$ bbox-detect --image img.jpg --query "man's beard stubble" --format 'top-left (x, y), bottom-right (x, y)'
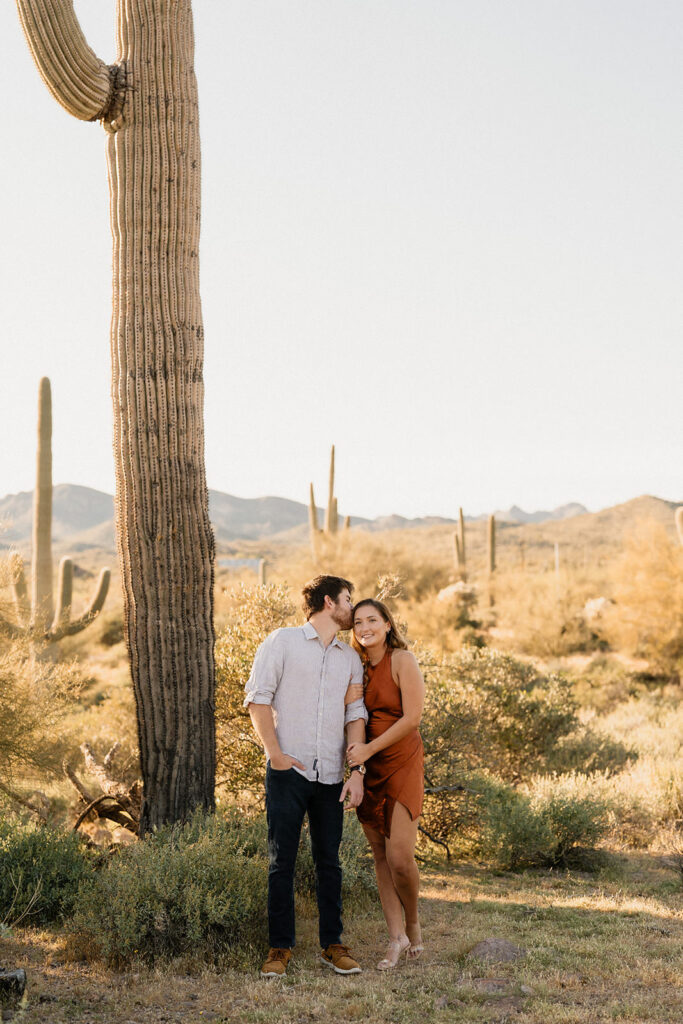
top-left (331, 605), bottom-right (353, 631)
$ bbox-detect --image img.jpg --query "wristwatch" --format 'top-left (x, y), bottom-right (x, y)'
top-left (350, 764), bottom-right (366, 775)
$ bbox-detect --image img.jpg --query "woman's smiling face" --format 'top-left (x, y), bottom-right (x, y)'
top-left (353, 604), bottom-right (390, 648)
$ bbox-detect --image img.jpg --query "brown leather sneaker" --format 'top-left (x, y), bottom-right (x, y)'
top-left (319, 943), bottom-right (361, 974)
top-left (260, 947), bottom-right (292, 977)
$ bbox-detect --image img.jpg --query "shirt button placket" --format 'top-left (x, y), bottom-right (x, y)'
top-left (315, 644), bottom-right (326, 782)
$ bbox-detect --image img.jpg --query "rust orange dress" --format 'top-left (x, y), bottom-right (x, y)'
top-left (356, 648), bottom-right (424, 838)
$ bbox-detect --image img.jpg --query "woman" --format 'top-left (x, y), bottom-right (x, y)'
top-left (346, 599), bottom-right (425, 970)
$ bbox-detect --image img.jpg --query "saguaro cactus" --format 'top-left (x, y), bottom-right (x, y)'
top-left (487, 515), bottom-right (496, 575)
top-left (324, 445), bottom-right (339, 534)
top-left (676, 507), bottom-right (683, 547)
top-left (309, 445), bottom-right (345, 556)
top-left (16, 0), bottom-right (216, 831)
top-left (453, 507), bottom-right (467, 580)
top-left (11, 378), bottom-right (110, 646)
top-left (487, 514), bottom-right (496, 607)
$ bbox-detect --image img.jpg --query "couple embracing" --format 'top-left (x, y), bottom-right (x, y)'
top-left (244, 574), bottom-right (425, 977)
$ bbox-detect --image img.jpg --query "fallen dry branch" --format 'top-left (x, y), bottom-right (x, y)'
top-left (65, 744), bottom-right (141, 837)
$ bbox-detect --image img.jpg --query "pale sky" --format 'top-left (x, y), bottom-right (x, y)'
top-left (1, 1), bottom-right (681, 520)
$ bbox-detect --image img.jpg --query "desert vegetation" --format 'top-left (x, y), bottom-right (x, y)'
top-left (1, 497), bottom-right (683, 1021)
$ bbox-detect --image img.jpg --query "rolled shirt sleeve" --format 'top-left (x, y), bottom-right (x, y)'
top-left (344, 653), bottom-right (368, 725)
top-left (243, 630), bottom-right (284, 707)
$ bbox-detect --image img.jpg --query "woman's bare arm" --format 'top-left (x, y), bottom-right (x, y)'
top-left (347, 651), bottom-right (424, 765)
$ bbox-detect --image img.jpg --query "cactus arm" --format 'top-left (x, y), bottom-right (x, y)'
top-left (9, 554), bottom-right (30, 628)
top-left (676, 507), bottom-right (683, 547)
top-left (31, 377), bottom-right (53, 632)
top-left (51, 556), bottom-right (73, 635)
top-left (48, 567), bottom-right (110, 642)
top-left (309, 483), bottom-right (319, 533)
top-left (344, 515), bottom-right (351, 531)
top-left (16, 0), bottom-right (113, 122)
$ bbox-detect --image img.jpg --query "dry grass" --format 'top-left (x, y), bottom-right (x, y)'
top-left (4, 853), bottom-right (683, 1023)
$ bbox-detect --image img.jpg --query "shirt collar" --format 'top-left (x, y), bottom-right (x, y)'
top-left (303, 621), bottom-right (343, 649)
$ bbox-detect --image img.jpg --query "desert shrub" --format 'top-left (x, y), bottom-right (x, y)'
top-left (0, 638), bottom-right (82, 802)
top-left (549, 729), bottom-right (636, 776)
top-left (600, 523), bottom-right (683, 680)
top-left (524, 774), bottom-right (612, 863)
top-left (71, 807), bottom-right (374, 966)
top-left (214, 583), bottom-right (297, 800)
top-left (440, 772), bottom-right (612, 870)
top-left (0, 817), bottom-right (94, 925)
top-left (492, 568), bottom-right (605, 658)
top-left (421, 647), bottom-right (630, 785)
top-left (71, 809), bottom-right (269, 966)
top-left (563, 655), bottom-right (644, 712)
top-left (418, 647), bottom-right (632, 855)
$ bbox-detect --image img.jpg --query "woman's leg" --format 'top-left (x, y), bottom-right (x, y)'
top-left (384, 802), bottom-right (421, 950)
top-left (361, 822), bottom-right (406, 941)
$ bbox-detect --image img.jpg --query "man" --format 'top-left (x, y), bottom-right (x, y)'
top-left (244, 574), bottom-right (367, 978)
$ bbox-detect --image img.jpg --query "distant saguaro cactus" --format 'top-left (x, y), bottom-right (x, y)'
top-left (16, 0), bottom-right (216, 831)
top-left (676, 507), bottom-right (683, 547)
top-left (309, 445), bottom-right (345, 557)
top-left (11, 378), bottom-right (110, 648)
top-left (324, 445), bottom-right (339, 534)
top-left (453, 507), bottom-right (467, 580)
top-left (487, 515), bottom-right (496, 576)
top-left (487, 514), bottom-right (496, 607)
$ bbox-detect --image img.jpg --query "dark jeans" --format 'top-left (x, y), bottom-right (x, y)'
top-left (265, 764), bottom-right (344, 949)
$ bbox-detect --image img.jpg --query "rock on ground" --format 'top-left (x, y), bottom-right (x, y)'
top-left (466, 938), bottom-right (527, 963)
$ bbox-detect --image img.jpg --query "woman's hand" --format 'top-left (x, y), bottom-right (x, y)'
top-left (346, 741), bottom-right (372, 767)
top-left (344, 682), bottom-right (364, 706)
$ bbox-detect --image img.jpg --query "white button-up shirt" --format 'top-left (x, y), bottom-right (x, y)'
top-left (244, 622), bottom-right (367, 784)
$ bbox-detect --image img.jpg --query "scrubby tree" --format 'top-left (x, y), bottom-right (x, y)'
top-left (16, 0), bottom-right (215, 831)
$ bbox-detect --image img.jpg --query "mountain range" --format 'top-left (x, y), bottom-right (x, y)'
top-left (0, 484), bottom-right (591, 551)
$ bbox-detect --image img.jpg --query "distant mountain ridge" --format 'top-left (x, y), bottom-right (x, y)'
top-left (0, 484), bottom-right (594, 551)
top-left (492, 502), bottom-right (589, 524)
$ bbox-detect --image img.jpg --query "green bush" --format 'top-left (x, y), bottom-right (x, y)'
top-left (71, 810), bottom-right (268, 966)
top-left (0, 817), bottom-right (94, 925)
top-left (423, 648), bottom-right (585, 782)
top-left (418, 647), bottom-right (632, 855)
top-left (470, 773), bottom-right (611, 871)
top-left (71, 807), bottom-right (375, 967)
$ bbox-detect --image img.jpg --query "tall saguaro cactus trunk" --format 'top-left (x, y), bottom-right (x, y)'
top-left (17, 0), bottom-right (216, 832)
top-left (32, 377), bottom-right (54, 633)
